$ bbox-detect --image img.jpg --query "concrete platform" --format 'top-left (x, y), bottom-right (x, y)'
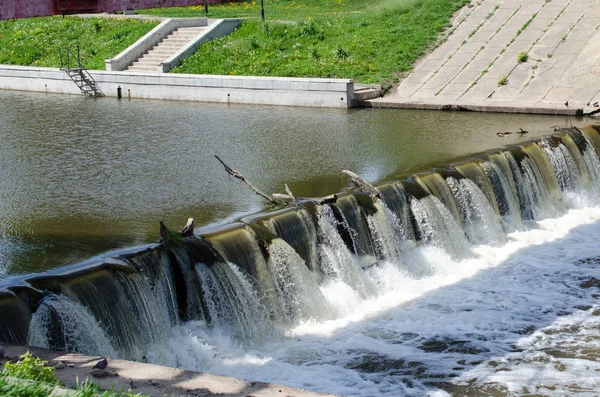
top-left (367, 0), bottom-right (600, 116)
top-left (1, 344), bottom-right (340, 397)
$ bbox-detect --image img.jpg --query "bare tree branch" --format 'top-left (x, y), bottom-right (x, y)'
top-left (215, 155), bottom-right (278, 205)
top-left (341, 170), bottom-right (380, 199)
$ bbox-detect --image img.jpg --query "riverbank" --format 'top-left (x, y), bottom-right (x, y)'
top-left (0, 64), bottom-right (354, 107)
top-left (0, 16), bottom-right (158, 70)
top-left (0, 0), bottom-right (470, 87)
top-left (1, 345), bottom-right (338, 397)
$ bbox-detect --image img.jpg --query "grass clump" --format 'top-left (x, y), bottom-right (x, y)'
top-left (1, 351), bottom-right (147, 397)
top-left (2, 352), bottom-right (58, 384)
top-left (497, 75), bottom-right (508, 86)
top-left (0, 16), bottom-right (158, 69)
top-left (155, 0), bottom-right (469, 84)
top-left (517, 51), bottom-right (528, 63)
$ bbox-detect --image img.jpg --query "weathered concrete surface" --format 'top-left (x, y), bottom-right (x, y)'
top-left (368, 0), bottom-right (600, 116)
top-left (1, 345), bottom-right (341, 397)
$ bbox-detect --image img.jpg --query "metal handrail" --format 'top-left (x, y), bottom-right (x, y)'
top-left (58, 45), bottom-right (104, 97)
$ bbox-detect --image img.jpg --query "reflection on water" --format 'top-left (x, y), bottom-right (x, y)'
top-left (0, 89), bottom-right (583, 277)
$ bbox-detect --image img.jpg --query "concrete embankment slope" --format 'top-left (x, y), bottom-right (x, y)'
top-left (1, 345), bottom-right (340, 397)
top-left (368, 0), bottom-right (600, 116)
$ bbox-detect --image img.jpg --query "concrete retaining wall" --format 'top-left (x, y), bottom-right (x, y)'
top-left (0, 65), bottom-right (355, 108)
top-left (105, 17), bottom-right (208, 72)
top-left (161, 18), bottom-right (242, 73)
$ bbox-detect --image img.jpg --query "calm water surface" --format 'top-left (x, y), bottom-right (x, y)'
top-left (0, 90), bottom-right (582, 277)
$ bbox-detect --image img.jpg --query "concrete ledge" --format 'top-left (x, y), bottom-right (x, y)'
top-left (105, 17), bottom-right (208, 72)
top-left (363, 98), bottom-right (588, 116)
top-left (161, 18), bottom-right (243, 73)
top-left (0, 65), bottom-right (355, 108)
top-left (1, 345), bottom-right (337, 397)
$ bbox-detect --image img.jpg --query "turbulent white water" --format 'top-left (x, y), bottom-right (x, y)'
top-left (22, 128), bottom-right (600, 396)
top-left (144, 195), bottom-right (600, 396)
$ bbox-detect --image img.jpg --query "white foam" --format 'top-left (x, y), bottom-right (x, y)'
top-left (151, 194), bottom-right (600, 396)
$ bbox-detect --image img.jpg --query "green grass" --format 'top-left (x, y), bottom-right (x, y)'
top-left (142, 0), bottom-right (469, 84)
top-left (0, 16), bottom-right (158, 70)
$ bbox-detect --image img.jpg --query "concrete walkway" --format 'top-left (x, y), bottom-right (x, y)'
top-left (368, 0), bottom-right (600, 116)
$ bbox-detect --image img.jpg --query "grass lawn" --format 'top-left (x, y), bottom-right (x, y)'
top-left (142, 0), bottom-right (469, 84)
top-left (0, 16), bottom-right (158, 70)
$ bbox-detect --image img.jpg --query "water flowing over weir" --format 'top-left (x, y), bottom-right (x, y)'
top-left (3, 125), bottom-right (600, 395)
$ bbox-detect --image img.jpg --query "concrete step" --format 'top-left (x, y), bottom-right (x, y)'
top-left (171, 31), bottom-right (204, 38)
top-left (161, 38), bottom-right (194, 45)
top-left (133, 59), bottom-right (161, 66)
top-left (354, 85), bottom-right (382, 101)
top-left (127, 65), bottom-right (158, 72)
top-left (125, 25), bottom-right (208, 70)
top-left (176, 27), bottom-right (206, 34)
top-left (154, 43), bottom-right (185, 50)
top-left (138, 55), bottom-right (168, 62)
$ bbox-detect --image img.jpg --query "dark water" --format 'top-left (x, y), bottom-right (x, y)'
top-left (0, 89), bottom-right (583, 277)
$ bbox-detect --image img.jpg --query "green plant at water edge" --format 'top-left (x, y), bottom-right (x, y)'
top-left (74, 378), bottom-right (148, 397)
top-left (517, 51), bottom-right (528, 63)
top-left (498, 75), bottom-right (508, 86)
top-left (0, 377), bottom-right (53, 397)
top-left (2, 351), bottom-right (58, 384)
top-left (0, 352), bottom-right (148, 397)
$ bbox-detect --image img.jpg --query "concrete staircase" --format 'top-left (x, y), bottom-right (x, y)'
top-left (126, 26), bottom-right (206, 72)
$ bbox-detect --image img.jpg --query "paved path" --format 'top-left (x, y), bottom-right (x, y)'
top-left (368, 0), bottom-right (600, 116)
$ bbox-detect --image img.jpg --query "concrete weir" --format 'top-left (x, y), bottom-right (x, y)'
top-left (0, 65), bottom-right (355, 108)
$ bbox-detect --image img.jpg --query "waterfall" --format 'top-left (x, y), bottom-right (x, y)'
top-left (316, 205), bottom-right (377, 300)
top-left (28, 294), bottom-right (117, 357)
top-left (410, 195), bottom-right (470, 258)
top-left (196, 261), bottom-right (272, 347)
top-left (2, 125), bottom-right (599, 381)
top-left (446, 177), bottom-right (505, 245)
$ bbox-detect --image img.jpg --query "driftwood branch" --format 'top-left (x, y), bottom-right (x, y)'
top-left (271, 184), bottom-right (297, 203)
top-left (285, 184), bottom-right (296, 200)
top-left (181, 218), bottom-right (195, 237)
top-left (342, 170), bottom-right (380, 199)
top-left (215, 155), bottom-right (278, 205)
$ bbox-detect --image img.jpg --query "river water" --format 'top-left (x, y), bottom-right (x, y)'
top-left (3, 89), bottom-right (600, 396)
top-left (0, 89), bottom-right (574, 278)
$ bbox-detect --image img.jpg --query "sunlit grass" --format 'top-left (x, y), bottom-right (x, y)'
top-left (0, 16), bottom-right (158, 70)
top-left (144, 0), bottom-right (469, 84)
